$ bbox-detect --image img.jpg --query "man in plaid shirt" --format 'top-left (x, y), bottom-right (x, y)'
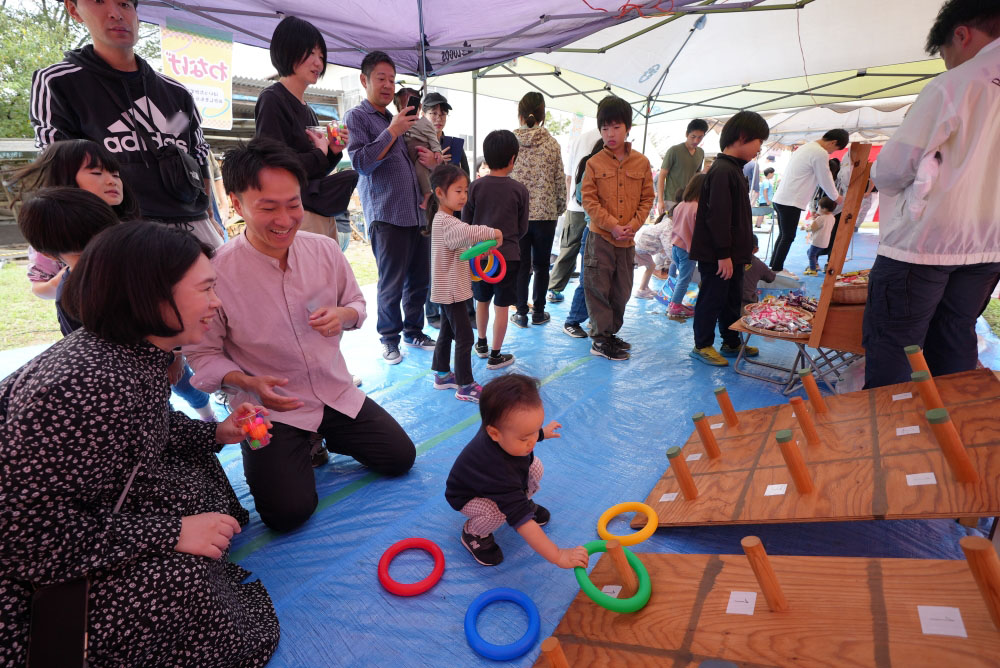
top-left (346, 51), bottom-right (441, 364)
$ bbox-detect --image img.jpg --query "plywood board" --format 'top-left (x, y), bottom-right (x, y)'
top-left (535, 551), bottom-right (1000, 668)
top-left (632, 369), bottom-right (1000, 528)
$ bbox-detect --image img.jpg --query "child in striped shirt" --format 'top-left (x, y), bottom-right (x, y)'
top-left (426, 164), bottom-right (502, 403)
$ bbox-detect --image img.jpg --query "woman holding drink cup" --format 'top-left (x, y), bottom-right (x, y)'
top-left (254, 15), bottom-right (358, 242)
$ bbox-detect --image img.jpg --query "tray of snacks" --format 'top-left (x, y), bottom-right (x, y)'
top-left (744, 296), bottom-right (815, 319)
top-left (741, 302), bottom-right (814, 339)
top-left (833, 269), bottom-right (870, 304)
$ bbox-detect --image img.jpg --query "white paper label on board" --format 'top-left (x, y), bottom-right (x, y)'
top-left (660, 492), bottom-right (679, 502)
top-left (896, 425), bottom-right (921, 436)
top-left (764, 484), bottom-right (788, 496)
top-left (601, 585), bottom-right (622, 598)
top-left (907, 472), bottom-right (937, 486)
top-left (711, 423), bottom-right (724, 430)
top-left (686, 453), bottom-right (703, 462)
top-left (918, 605), bottom-right (967, 638)
top-left (726, 591), bottom-right (757, 615)
top-left (892, 392), bottom-right (913, 401)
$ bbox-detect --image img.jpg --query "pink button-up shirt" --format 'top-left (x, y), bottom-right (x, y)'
top-left (185, 231), bottom-right (367, 431)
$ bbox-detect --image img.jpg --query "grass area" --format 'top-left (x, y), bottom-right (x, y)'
top-left (983, 299), bottom-right (1000, 339)
top-left (0, 261), bottom-right (61, 351)
top-left (344, 238), bottom-right (378, 287)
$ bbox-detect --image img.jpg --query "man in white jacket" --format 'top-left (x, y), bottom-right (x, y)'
top-left (863, 0), bottom-right (1000, 388)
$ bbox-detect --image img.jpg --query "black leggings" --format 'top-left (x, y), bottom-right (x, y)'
top-left (769, 203), bottom-right (802, 272)
top-left (431, 302), bottom-right (474, 385)
top-left (516, 219), bottom-right (557, 314)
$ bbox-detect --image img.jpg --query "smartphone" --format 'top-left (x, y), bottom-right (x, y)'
top-left (27, 578), bottom-right (89, 667)
top-left (406, 94), bottom-right (420, 117)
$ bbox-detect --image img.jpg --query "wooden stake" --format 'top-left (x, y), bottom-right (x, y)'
top-left (741, 536), bottom-right (789, 612)
top-left (606, 539), bottom-right (639, 598)
top-left (905, 344), bottom-right (930, 375)
top-left (541, 637), bottom-right (570, 668)
top-left (960, 536), bottom-right (1000, 632)
top-left (775, 429), bottom-right (814, 494)
top-left (927, 409), bottom-right (979, 483)
top-left (714, 387), bottom-right (739, 427)
top-left (912, 370), bottom-right (944, 411)
top-left (797, 369), bottom-right (827, 413)
top-left (789, 396), bottom-right (821, 446)
top-left (692, 412), bottom-right (721, 459)
top-left (667, 446), bottom-right (698, 500)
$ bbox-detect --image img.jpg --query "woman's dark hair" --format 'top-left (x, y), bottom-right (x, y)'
top-left (720, 111), bottom-right (770, 150)
top-left (686, 119), bottom-right (709, 135)
top-left (517, 92), bottom-right (545, 128)
top-left (62, 220), bottom-right (214, 345)
top-left (596, 95), bottom-right (633, 131)
top-left (575, 139), bottom-right (606, 186)
top-left (822, 129), bottom-right (850, 150)
top-left (270, 16), bottom-right (327, 78)
top-left (17, 187), bottom-right (120, 258)
top-left (361, 50), bottom-right (395, 77)
top-left (483, 129), bottom-right (519, 170)
top-left (926, 0), bottom-right (1000, 54)
top-left (424, 163), bottom-right (468, 232)
top-left (828, 158), bottom-right (841, 181)
top-left (222, 137), bottom-right (308, 196)
top-left (13, 139), bottom-right (139, 220)
top-left (682, 173), bottom-right (706, 203)
top-left (480, 373), bottom-right (543, 429)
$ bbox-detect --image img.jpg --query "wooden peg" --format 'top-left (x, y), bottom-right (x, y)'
top-left (714, 387), bottom-right (739, 427)
top-left (667, 446), bottom-right (698, 500)
top-left (789, 396), bottom-right (821, 446)
top-left (606, 539), bottom-right (639, 598)
top-left (905, 344), bottom-right (930, 375)
top-left (692, 412), bottom-right (721, 459)
top-left (797, 369), bottom-right (827, 413)
top-left (960, 536), bottom-right (1000, 632)
top-left (741, 536), bottom-right (789, 612)
top-left (541, 636), bottom-right (571, 668)
top-left (775, 430), bottom-right (814, 494)
top-left (911, 370), bottom-right (944, 411)
top-left (926, 409), bottom-right (979, 483)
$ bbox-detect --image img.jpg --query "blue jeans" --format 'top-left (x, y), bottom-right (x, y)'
top-left (172, 363), bottom-right (209, 410)
top-left (807, 244), bottom-right (823, 271)
top-left (670, 245), bottom-right (695, 305)
top-left (565, 227), bottom-right (590, 326)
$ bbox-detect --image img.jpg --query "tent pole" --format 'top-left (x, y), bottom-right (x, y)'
top-left (473, 71), bottom-right (478, 175)
top-left (417, 0), bottom-right (428, 88)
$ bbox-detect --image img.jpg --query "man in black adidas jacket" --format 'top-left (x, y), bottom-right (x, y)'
top-left (30, 0), bottom-right (222, 247)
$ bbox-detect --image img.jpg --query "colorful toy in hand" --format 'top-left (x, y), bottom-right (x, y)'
top-left (326, 122), bottom-right (348, 147)
top-left (236, 409), bottom-right (272, 450)
top-left (460, 239), bottom-right (506, 284)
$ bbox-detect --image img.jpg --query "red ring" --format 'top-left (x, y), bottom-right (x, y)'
top-left (378, 537), bottom-right (445, 596)
top-left (475, 249), bottom-right (507, 285)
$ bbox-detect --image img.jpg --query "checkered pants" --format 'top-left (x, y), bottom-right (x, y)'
top-left (460, 457), bottom-right (544, 537)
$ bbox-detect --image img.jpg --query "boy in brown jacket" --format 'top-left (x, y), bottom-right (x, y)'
top-left (581, 96), bottom-right (655, 360)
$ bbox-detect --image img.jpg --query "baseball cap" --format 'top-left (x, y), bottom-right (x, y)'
top-left (422, 92), bottom-right (452, 112)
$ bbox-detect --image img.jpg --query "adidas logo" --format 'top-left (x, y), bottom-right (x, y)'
top-left (104, 97), bottom-right (190, 154)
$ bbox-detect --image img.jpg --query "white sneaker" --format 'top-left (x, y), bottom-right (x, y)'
top-left (634, 288), bottom-right (657, 299)
top-left (777, 269), bottom-right (799, 279)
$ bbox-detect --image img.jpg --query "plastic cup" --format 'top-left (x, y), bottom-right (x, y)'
top-left (236, 408), bottom-right (272, 449)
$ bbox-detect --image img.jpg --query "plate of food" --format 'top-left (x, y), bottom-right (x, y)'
top-left (741, 302), bottom-right (814, 339)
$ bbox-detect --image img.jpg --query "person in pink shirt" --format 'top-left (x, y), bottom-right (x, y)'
top-left (666, 173), bottom-right (705, 320)
top-left (185, 138), bottom-right (415, 531)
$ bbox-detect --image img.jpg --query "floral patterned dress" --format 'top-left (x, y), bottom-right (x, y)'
top-left (0, 330), bottom-right (279, 666)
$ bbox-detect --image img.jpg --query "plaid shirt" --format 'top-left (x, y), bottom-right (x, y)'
top-left (345, 99), bottom-right (422, 228)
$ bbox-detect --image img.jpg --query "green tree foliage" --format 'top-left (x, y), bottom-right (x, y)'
top-left (0, 0), bottom-right (160, 138)
top-left (544, 111), bottom-right (571, 138)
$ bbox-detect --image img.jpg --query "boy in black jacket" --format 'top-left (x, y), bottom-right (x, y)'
top-left (30, 0), bottom-right (221, 248)
top-left (445, 374), bottom-right (587, 568)
top-left (688, 111), bottom-right (770, 366)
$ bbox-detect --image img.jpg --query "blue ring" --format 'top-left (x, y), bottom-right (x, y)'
top-left (464, 587), bottom-right (540, 660)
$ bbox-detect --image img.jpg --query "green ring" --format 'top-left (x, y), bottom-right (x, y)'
top-left (459, 239), bottom-right (498, 261)
top-left (573, 540), bottom-right (651, 614)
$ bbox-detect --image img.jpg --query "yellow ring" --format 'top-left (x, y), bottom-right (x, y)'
top-left (482, 254), bottom-right (495, 273)
top-left (597, 502), bottom-right (658, 546)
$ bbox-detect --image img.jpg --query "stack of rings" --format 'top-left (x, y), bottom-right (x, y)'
top-left (377, 537), bottom-right (445, 596)
top-left (460, 239), bottom-right (506, 285)
top-left (464, 588), bottom-right (540, 660)
top-left (574, 540), bottom-right (652, 613)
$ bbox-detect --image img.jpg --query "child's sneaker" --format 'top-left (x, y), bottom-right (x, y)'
top-left (486, 352), bottom-right (515, 370)
top-left (530, 501), bottom-right (550, 526)
top-left (563, 322), bottom-right (587, 338)
top-left (456, 382), bottom-right (483, 402)
top-left (689, 346), bottom-right (729, 366)
top-left (668, 303), bottom-right (694, 320)
top-left (634, 288), bottom-right (657, 299)
top-left (531, 311), bottom-right (551, 325)
top-left (547, 290), bottom-right (564, 303)
top-left (433, 372), bottom-right (460, 390)
top-left (474, 340), bottom-right (489, 358)
top-left (461, 529), bottom-right (504, 566)
top-left (510, 312), bottom-right (529, 328)
top-left (803, 268), bottom-right (818, 276)
top-left (591, 339), bottom-right (629, 361)
top-left (720, 343), bottom-right (759, 358)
